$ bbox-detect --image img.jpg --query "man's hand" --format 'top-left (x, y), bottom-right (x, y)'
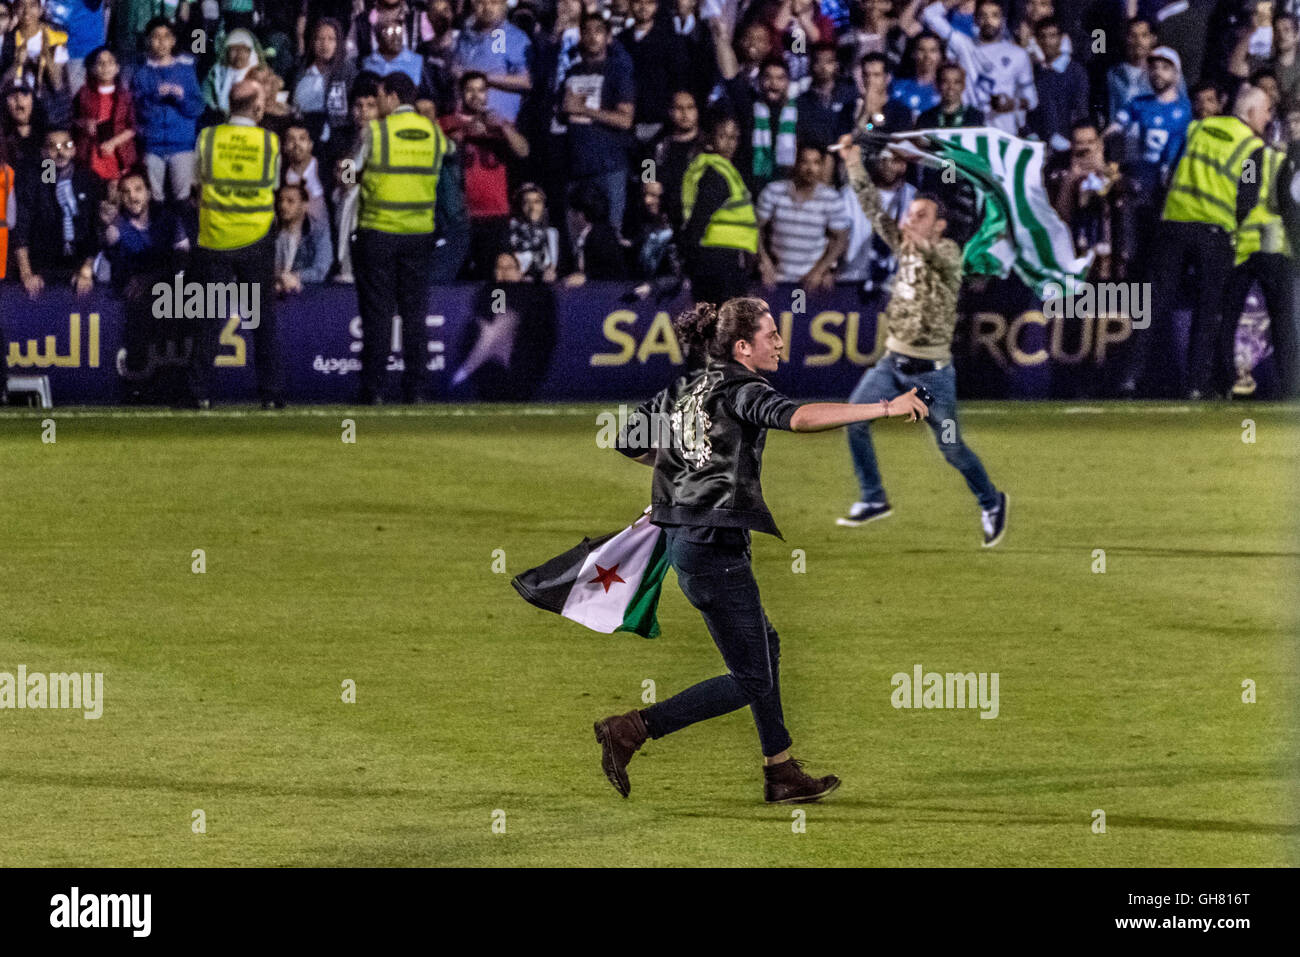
top-left (900, 224), bottom-right (932, 250)
top-left (884, 387), bottom-right (929, 421)
top-left (991, 93), bottom-right (1015, 114)
top-left (802, 265), bottom-right (833, 290)
top-left (22, 272), bottom-right (44, 299)
top-left (277, 271), bottom-right (303, 295)
top-left (563, 90), bottom-right (589, 117)
top-left (759, 257), bottom-right (777, 287)
top-left (834, 134), bottom-right (862, 170)
top-left (72, 268), bottom-right (93, 297)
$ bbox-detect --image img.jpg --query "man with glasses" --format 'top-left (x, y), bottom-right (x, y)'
top-left (362, 15), bottom-right (425, 87)
top-left (12, 127), bottom-right (104, 301)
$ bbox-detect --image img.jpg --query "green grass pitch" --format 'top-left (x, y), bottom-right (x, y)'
top-left (0, 402), bottom-right (1296, 866)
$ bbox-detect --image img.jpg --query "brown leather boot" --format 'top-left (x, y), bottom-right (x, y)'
top-left (763, 757), bottom-right (841, 804)
top-left (594, 710), bottom-right (649, 798)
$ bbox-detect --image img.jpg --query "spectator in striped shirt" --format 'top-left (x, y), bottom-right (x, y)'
top-left (755, 141), bottom-right (850, 287)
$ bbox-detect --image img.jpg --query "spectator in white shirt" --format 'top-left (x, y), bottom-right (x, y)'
top-left (922, 0), bottom-right (1036, 135)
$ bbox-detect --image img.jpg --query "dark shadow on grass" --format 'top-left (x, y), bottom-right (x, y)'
top-left (0, 767), bottom-right (433, 800)
top-left (895, 546), bottom-right (1300, 559)
top-left (659, 799), bottom-right (1299, 835)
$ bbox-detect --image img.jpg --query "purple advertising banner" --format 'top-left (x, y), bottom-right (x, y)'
top-left (0, 279), bottom-right (1257, 404)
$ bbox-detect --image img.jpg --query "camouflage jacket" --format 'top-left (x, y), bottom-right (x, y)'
top-left (848, 160), bottom-right (964, 359)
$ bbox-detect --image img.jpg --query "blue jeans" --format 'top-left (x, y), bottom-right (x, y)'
top-left (640, 530), bottom-right (793, 758)
top-left (846, 353), bottom-right (999, 511)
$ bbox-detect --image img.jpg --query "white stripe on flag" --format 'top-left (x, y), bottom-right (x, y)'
top-left (560, 515), bottom-right (661, 633)
top-left (918, 127), bottom-right (1092, 287)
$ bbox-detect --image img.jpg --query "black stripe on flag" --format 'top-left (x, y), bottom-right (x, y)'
top-left (511, 530), bottom-right (620, 615)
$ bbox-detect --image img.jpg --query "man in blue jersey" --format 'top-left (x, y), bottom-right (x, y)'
top-left (1107, 46), bottom-right (1192, 283)
top-left (1107, 46), bottom-right (1193, 198)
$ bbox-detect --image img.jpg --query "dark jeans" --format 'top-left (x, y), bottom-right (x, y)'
top-left (1132, 219), bottom-right (1233, 395)
top-left (354, 228), bottom-right (435, 401)
top-left (846, 353), bottom-right (999, 511)
top-left (1221, 252), bottom-right (1299, 398)
top-left (187, 233), bottom-right (280, 403)
top-left (640, 529), bottom-right (793, 758)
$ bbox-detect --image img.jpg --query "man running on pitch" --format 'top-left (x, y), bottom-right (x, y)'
top-left (595, 296), bottom-right (928, 803)
top-left (834, 134), bottom-right (1008, 546)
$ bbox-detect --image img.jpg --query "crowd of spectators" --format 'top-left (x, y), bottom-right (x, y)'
top-left (0, 0), bottom-right (1295, 321)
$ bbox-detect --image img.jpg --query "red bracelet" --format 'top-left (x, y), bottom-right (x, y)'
top-left (880, 399), bottom-right (891, 417)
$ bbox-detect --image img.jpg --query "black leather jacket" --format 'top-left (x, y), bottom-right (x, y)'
top-left (617, 359), bottom-right (801, 538)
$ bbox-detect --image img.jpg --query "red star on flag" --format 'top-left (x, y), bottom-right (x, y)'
top-left (589, 563), bottom-right (626, 593)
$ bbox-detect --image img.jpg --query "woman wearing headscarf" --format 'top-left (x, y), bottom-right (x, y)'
top-left (201, 26), bottom-right (264, 116)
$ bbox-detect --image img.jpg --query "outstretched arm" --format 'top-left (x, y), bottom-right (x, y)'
top-left (790, 390), bottom-right (929, 431)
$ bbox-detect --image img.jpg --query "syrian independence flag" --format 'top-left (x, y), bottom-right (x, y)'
top-left (512, 508), bottom-right (671, 639)
top-left (892, 128), bottom-right (1092, 297)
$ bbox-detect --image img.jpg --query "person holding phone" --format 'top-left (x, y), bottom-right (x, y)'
top-left (595, 296), bottom-right (929, 804)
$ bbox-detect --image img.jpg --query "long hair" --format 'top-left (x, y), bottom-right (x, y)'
top-left (310, 17), bottom-right (347, 71)
top-left (672, 297), bottom-right (770, 366)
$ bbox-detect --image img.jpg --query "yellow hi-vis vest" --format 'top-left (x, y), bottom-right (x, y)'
top-left (1163, 116), bottom-right (1263, 232)
top-left (358, 109), bottom-right (446, 234)
top-left (681, 152), bottom-right (759, 252)
top-left (198, 123), bottom-right (279, 250)
top-left (1235, 146), bottom-right (1293, 264)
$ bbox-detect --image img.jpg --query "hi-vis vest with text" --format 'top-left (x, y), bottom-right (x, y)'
top-left (198, 124), bottom-right (280, 250)
top-left (359, 110), bottom-right (446, 234)
top-left (1162, 116), bottom-right (1263, 233)
top-left (681, 152), bottom-right (759, 252)
top-left (1235, 146), bottom-right (1293, 264)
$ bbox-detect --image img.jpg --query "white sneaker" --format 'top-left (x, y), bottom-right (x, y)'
top-left (836, 501), bottom-right (893, 527)
top-left (981, 492), bottom-right (1008, 547)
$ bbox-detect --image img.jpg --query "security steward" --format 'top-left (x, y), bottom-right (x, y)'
top-left (1127, 85), bottom-right (1271, 399)
top-left (1222, 143), bottom-right (1297, 398)
top-left (189, 78), bottom-right (283, 410)
top-left (680, 111), bottom-right (759, 306)
top-left (352, 71), bottom-right (450, 404)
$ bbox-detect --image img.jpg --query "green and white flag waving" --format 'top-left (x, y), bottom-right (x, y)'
top-left (512, 508), bottom-right (671, 639)
top-left (893, 128), bottom-right (1092, 297)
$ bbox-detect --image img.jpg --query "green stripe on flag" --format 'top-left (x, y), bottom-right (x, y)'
top-left (925, 130), bottom-right (1090, 297)
top-left (616, 530), bottom-right (671, 639)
